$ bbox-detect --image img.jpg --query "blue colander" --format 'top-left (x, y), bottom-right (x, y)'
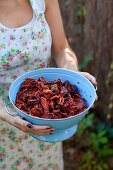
top-left (9, 68), bottom-right (96, 142)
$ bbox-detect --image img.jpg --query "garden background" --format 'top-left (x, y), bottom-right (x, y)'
top-left (56, 0), bottom-right (113, 169)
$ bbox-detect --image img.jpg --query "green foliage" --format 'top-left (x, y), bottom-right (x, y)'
top-left (95, 123), bottom-right (113, 139)
top-left (76, 0), bottom-right (86, 17)
top-left (105, 62), bottom-right (113, 87)
top-left (90, 130), bottom-right (113, 158)
top-left (110, 61), bottom-right (113, 70)
top-left (77, 113), bottom-right (94, 137)
top-left (77, 151), bottom-right (94, 170)
top-left (77, 151), bottom-right (109, 170)
top-left (76, 113), bottom-right (113, 170)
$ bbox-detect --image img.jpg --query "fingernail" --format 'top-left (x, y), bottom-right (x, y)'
top-left (27, 124), bottom-right (33, 128)
top-left (50, 132), bottom-right (54, 134)
top-left (51, 128), bottom-right (54, 131)
top-left (47, 128), bottom-right (54, 131)
top-left (50, 130), bottom-right (54, 133)
top-left (22, 117), bottom-right (26, 120)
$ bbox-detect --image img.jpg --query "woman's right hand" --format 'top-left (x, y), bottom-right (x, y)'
top-left (0, 100), bottom-right (54, 136)
top-left (9, 116), bottom-right (54, 136)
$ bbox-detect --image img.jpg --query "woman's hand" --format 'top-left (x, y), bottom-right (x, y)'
top-left (78, 71), bottom-right (97, 86)
top-left (0, 99), bottom-right (54, 136)
top-left (78, 72), bottom-right (98, 107)
top-left (9, 116), bottom-right (54, 136)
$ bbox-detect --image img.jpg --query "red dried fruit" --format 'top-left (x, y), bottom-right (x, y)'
top-left (15, 77), bottom-right (87, 119)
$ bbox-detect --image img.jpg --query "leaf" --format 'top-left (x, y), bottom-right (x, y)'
top-left (99, 137), bottom-right (108, 144)
top-left (98, 131), bottom-right (107, 137)
top-left (95, 123), bottom-right (106, 132)
top-left (90, 132), bottom-right (97, 139)
top-left (110, 62), bottom-right (113, 70)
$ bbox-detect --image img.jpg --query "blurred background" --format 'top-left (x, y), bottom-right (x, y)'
top-left (58, 0), bottom-right (113, 169)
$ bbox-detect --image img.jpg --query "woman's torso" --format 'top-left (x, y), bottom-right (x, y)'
top-left (0, 0), bottom-right (52, 84)
top-left (0, 2), bottom-right (64, 170)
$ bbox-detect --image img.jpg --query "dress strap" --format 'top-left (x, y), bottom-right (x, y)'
top-left (29, 0), bottom-right (45, 13)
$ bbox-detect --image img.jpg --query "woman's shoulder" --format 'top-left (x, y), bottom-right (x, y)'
top-left (31, 0), bottom-right (46, 12)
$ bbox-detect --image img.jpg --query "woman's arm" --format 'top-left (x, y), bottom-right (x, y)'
top-left (45, 0), bottom-right (78, 71)
top-left (0, 99), bottom-right (53, 135)
top-left (45, 0), bottom-right (97, 85)
top-left (46, 0), bottom-right (78, 71)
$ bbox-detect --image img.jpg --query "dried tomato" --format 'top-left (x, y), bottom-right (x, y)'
top-left (15, 77), bottom-right (87, 119)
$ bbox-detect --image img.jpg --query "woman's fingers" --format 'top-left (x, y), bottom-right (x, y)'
top-left (12, 117), bottom-right (54, 135)
top-left (79, 71), bottom-right (98, 93)
top-left (79, 72), bottom-right (97, 85)
top-left (28, 125), bottom-right (54, 135)
top-left (78, 71), bottom-right (98, 107)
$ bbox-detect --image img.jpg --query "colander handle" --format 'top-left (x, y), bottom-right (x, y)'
top-left (4, 105), bottom-right (19, 117)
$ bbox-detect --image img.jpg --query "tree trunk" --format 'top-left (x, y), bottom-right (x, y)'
top-left (54, 0), bottom-right (113, 122)
top-left (59, 0), bottom-right (85, 63)
top-left (85, 0), bottom-right (113, 122)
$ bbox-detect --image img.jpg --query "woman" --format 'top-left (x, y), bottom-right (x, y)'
top-left (0, 0), bottom-right (97, 169)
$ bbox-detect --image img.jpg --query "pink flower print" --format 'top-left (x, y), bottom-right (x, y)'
top-left (45, 47), bottom-right (48, 51)
top-left (0, 74), bottom-right (6, 76)
top-left (15, 160), bottom-right (21, 166)
top-left (43, 168), bottom-right (48, 170)
top-left (20, 55), bottom-right (27, 60)
top-left (41, 21), bottom-right (45, 27)
top-left (53, 167), bottom-right (59, 170)
top-left (9, 35), bottom-right (15, 40)
top-left (18, 53), bottom-right (27, 60)
top-left (7, 54), bottom-right (14, 61)
top-left (33, 46), bottom-right (38, 50)
top-left (2, 64), bottom-right (10, 69)
top-left (43, 46), bottom-right (48, 52)
top-left (18, 136), bottom-right (24, 142)
top-left (34, 59), bottom-right (38, 62)
top-left (17, 51), bottom-right (23, 55)
top-left (0, 148), bottom-right (6, 161)
top-left (23, 157), bottom-right (29, 163)
top-left (20, 63), bottom-right (25, 67)
top-left (40, 62), bottom-right (46, 68)
top-left (13, 75), bottom-right (18, 80)
top-left (2, 128), bottom-right (8, 135)
top-left (38, 31), bottom-right (44, 39)
top-left (16, 70), bottom-right (20, 73)
top-left (31, 31), bottom-right (37, 40)
top-left (47, 156), bottom-right (51, 160)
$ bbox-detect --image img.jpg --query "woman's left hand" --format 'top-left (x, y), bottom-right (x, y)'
top-left (78, 71), bottom-right (98, 107)
top-left (78, 71), bottom-right (97, 86)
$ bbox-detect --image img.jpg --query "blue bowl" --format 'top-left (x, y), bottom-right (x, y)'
top-left (9, 68), bottom-right (96, 142)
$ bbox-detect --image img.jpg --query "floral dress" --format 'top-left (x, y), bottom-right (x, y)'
top-left (0, 0), bottom-right (64, 169)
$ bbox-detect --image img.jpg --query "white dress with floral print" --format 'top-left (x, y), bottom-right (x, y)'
top-left (0, 0), bottom-right (64, 170)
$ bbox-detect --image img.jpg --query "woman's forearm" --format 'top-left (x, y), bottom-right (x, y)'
top-left (0, 99), bottom-right (12, 122)
top-left (0, 107), bottom-right (12, 122)
top-left (54, 46), bottom-right (78, 71)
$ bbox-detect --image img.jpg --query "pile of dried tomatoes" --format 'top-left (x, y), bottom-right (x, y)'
top-left (15, 77), bottom-right (87, 119)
